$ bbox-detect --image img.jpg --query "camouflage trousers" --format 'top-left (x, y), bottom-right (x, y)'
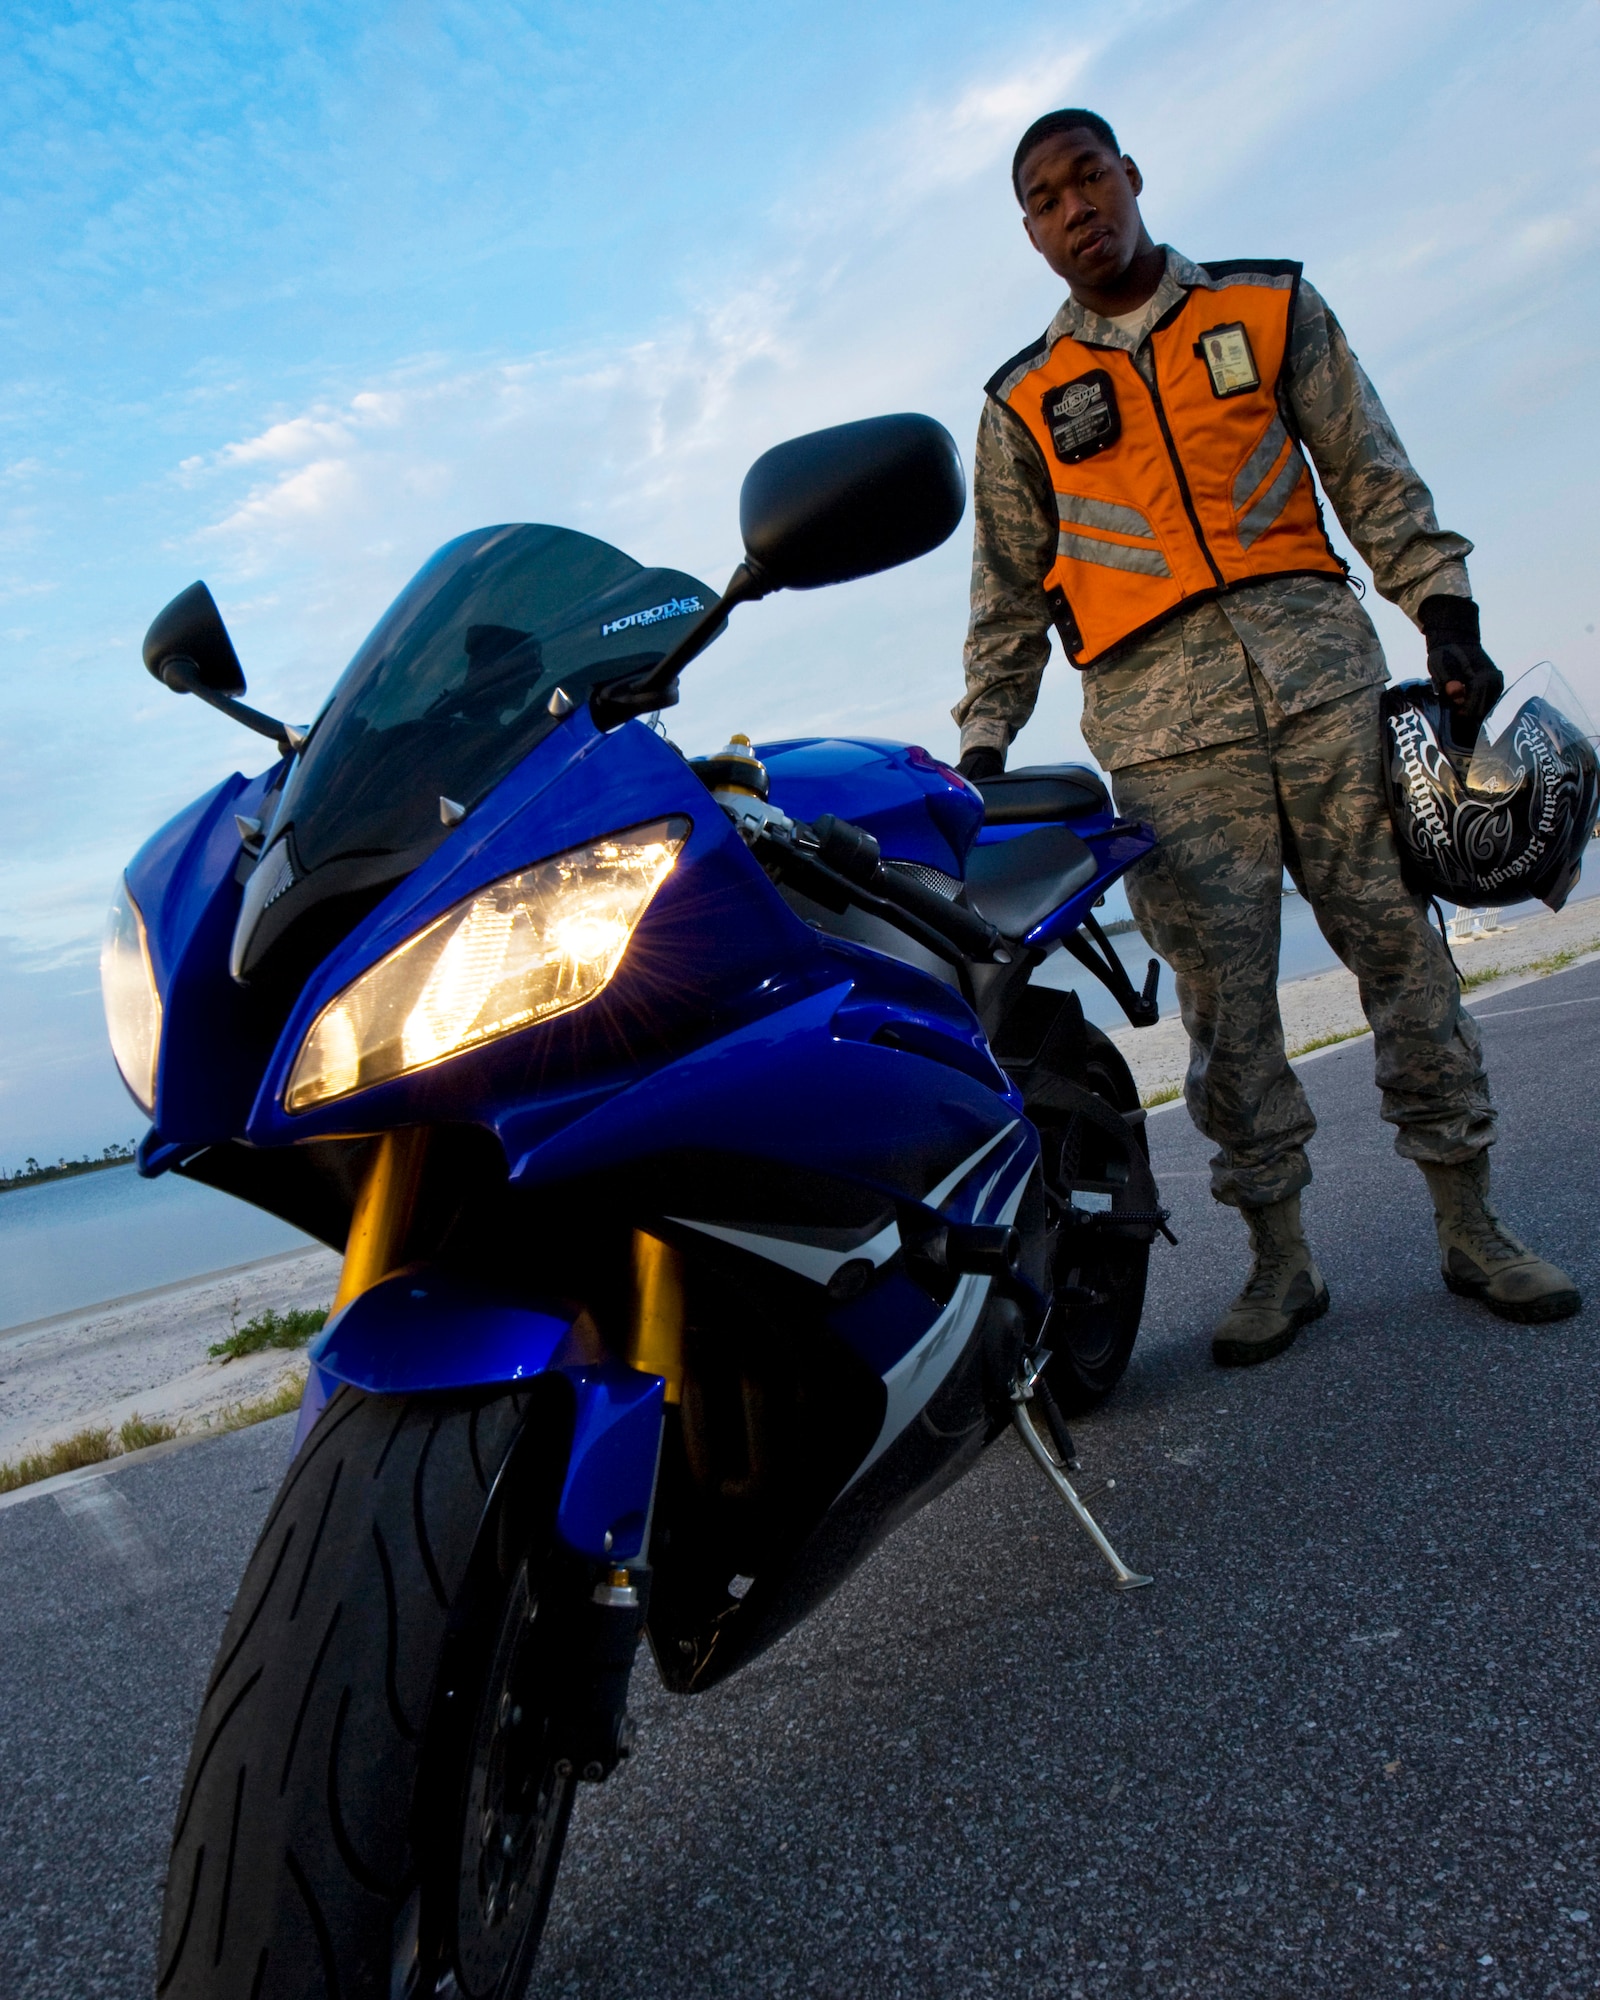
top-left (1112, 671), bottom-right (1495, 1209)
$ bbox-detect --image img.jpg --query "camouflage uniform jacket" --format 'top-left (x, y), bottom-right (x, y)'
top-left (955, 248), bottom-right (1474, 772)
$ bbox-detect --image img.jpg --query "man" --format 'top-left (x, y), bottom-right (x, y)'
top-left (955, 108), bottom-right (1580, 1365)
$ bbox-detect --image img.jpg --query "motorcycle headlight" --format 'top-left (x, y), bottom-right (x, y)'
top-left (101, 876), bottom-right (162, 1114)
top-left (285, 818), bottom-right (688, 1113)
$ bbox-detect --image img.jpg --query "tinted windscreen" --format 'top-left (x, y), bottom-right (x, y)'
top-left (281, 525), bottom-right (713, 872)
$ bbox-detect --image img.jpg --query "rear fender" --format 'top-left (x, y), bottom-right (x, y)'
top-left (296, 1268), bottom-right (664, 1562)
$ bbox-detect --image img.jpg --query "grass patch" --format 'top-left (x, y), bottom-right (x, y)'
top-left (1460, 944), bottom-right (1591, 993)
top-left (118, 1414), bottom-right (179, 1452)
top-left (0, 1425), bottom-right (116, 1494)
top-left (207, 1369), bottom-right (309, 1435)
top-left (208, 1303), bottom-right (327, 1363)
top-left (1141, 1083), bottom-right (1182, 1108)
top-left (1288, 1027), bottom-right (1369, 1060)
top-left (0, 1306), bottom-right (317, 1496)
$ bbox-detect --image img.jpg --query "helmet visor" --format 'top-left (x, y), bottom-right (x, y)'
top-left (1465, 663), bottom-right (1599, 797)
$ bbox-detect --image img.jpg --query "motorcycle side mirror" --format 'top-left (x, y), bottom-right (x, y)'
top-left (142, 580), bottom-right (306, 758)
top-left (143, 581), bottom-right (247, 696)
top-left (591, 413), bottom-right (966, 726)
top-left (737, 413), bottom-right (967, 591)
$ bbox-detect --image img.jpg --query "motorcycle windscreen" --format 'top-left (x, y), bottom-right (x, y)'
top-left (280, 525), bottom-right (716, 874)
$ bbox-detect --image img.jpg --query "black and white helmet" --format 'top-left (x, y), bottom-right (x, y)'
top-left (1380, 665), bottom-right (1599, 912)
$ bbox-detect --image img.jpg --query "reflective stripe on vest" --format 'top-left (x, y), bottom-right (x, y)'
top-left (990, 261), bottom-right (1346, 665)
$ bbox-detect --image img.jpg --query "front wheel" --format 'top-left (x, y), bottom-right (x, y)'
top-left (157, 1385), bottom-right (592, 2000)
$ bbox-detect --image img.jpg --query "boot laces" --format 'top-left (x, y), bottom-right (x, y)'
top-left (1455, 1207), bottom-right (1527, 1269)
top-left (1442, 1178), bottom-right (1527, 1268)
top-left (1240, 1222), bottom-right (1302, 1301)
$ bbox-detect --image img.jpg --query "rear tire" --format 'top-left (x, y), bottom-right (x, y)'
top-left (1028, 1025), bottom-right (1154, 1416)
top-left (1046, 1230), bottom-right (1150, 1414)
top-left (157, 1385), bottom-right (577, 2000)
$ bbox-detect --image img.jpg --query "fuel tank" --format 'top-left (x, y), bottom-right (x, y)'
top-left (756, 738), bottom-right (981, 878)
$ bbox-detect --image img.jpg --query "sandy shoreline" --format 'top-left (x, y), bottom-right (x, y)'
top-left (0, 1245), bottom-right (340, 1466)
top-left (4, 893), bottom-right (1596, 1473)
top-left (1108, 894), bottom-right (1600, 1106)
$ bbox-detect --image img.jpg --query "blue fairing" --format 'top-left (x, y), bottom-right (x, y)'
top-left (126, 701), bottom-right (1142, 1504)
top-left (245, 709), bottom-right (823, 1150)
top-left (125, 762), bottom-right (291, 1155)
top-left (306, 1269), bottom-right (663, 1560)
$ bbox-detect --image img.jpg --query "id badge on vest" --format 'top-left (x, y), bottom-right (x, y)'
top-left (1043, 368), bottom-right (1120, 464)
top-left (1195, 322), bottom-right (1261, 398)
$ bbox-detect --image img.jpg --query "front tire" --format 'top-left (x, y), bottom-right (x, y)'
top-left (157, 1385), bottom-right (577, 2000)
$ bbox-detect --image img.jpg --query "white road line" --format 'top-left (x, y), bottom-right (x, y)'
top-left (1474, 993), bottom-right (1600, 1022)
top-left (55, 1480), bottom-right (167, 1594)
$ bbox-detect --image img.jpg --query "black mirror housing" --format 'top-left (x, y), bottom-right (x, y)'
top-left (143, 581), bottom-right (246, 695)
top-left (738, 414), bottom-right (966, 591)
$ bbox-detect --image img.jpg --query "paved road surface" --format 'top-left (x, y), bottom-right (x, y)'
top-left (2, 957), bottom-right (1597, 1998)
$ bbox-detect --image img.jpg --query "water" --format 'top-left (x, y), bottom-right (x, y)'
top-left (0, 1165), bottom-right (317, 1331)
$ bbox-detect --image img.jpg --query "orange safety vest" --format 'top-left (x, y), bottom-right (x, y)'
top-left (989, 260), bottom-right (1347, 666)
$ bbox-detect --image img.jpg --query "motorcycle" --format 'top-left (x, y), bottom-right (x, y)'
top-left (105, 414), bottom-right (1167, 1998)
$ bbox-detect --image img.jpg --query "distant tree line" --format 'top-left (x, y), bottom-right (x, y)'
top-left (0, 1142), bottom-right (138, 1193)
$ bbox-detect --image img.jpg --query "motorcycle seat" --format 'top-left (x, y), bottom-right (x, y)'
top-left (972, 763), bottom-right (1110, 824)
top-left (964, 824), bottom-right (1098, 940)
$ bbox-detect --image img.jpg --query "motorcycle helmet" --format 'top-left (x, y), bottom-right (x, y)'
top-left (1380, 663), bottom-right (1599, 912)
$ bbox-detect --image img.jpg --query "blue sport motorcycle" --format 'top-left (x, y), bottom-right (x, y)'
top-left (105, 416), bottom-right (1166, 1998)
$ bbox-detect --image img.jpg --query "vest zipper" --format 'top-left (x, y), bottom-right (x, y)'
top-left (1141, 349), bottom-right (1225, 591)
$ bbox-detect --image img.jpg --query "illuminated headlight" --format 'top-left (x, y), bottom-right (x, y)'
top-left (285, 819), bottom-right (688, 1112)
top-left (101, 877), bottom-right (162, 1113)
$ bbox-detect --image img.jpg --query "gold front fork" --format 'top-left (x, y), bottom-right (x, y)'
top-left (331, 1129), bottom-right (431, 1315)
top-left (624, 1231), bottom-right (685, 1403)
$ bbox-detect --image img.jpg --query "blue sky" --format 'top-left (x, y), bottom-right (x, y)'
top-left (2, 0), bottom-right (1597, 1168)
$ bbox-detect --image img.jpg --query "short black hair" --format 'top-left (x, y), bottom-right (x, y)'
top-left (1011, 109), bottom-right (1121, 203)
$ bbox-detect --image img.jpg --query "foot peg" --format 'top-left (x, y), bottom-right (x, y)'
top-left (1010, 1353), bottom-right (1152, 1591)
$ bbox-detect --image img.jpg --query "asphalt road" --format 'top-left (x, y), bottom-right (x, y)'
top-left (2, 956), bottom-right (1597, 1999)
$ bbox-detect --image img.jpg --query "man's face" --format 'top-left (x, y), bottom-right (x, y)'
top-left (1018, 131), bottom-right (1146, 293)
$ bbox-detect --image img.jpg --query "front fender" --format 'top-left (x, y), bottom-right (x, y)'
top-left (296, 1269), bottom-right (664, 1562)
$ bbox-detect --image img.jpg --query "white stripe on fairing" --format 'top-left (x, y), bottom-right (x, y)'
top-left (846, 1140), bottom-right (1035, 1486)
top-left (924, 1121), bottom-right (1019, 1211)
top-left (665, 1215), bottom-right (901, 1286)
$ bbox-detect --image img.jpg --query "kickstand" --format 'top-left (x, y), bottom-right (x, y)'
top-left (1010, 1353), bottom-right (1152, 1591)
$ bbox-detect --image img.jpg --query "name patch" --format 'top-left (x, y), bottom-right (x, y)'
top-left (1043, 369), bottom-right (1120, 464)
top-left (1196, 322), bottom-right (1261, 398)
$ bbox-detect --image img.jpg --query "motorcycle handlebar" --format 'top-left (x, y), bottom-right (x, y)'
top-left (810, 814), bottom-right (1004, 960)
top-left (751, 817), bottom-right (1007, 966)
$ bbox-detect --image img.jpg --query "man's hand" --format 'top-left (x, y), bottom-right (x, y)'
top-left (957, 746), bottom-right (1006, 781)
top-left (1419, 596), bottom-right (1503, 743)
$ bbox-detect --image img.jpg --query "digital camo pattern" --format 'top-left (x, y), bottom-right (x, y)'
top-left (955, 248), bottom-right (1474, 771)
top-left (1382, 690), bottom-right (1600, 910)
top-left (1112, 679), bottom-right (1495, 1209)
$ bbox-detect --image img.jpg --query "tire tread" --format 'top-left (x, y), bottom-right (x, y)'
top-left (157, 1389), bottom-right (533, 1999)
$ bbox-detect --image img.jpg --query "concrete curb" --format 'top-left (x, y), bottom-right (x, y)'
top-left (0, 1415), bottom-right (297, 1516)
top-left (1139, 946), bottom-right (1600, 1116)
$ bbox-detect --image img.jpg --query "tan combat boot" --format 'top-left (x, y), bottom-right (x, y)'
top-left (1419, 1155), bottom-right (1581, 1323)
top-left (1211, 1193), bottom-right (1331, 1367)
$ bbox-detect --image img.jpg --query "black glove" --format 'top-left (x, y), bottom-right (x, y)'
top-left (957, 746), bottom-right (1005, 782)
top-left (1418, 596), bottom-right (1503, 745)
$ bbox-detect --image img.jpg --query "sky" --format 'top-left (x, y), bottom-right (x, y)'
top-left (1, 0), bottom-right (1598, 1168)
